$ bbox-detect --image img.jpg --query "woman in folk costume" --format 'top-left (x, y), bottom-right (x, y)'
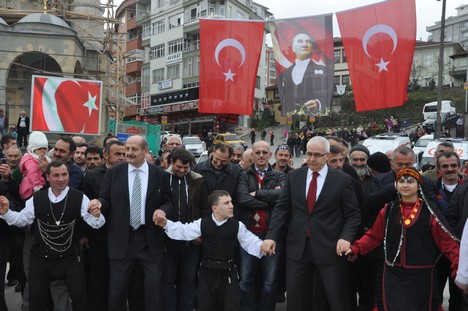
top-left (345, 167), bottom-right (459, 310)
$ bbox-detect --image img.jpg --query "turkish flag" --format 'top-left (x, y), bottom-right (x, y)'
top-left (199, 19), bottom-right (264, 115)
top-left (31, 76), bottom-right (102, 134)
top-left (336, 0), bottom-right (416, 111)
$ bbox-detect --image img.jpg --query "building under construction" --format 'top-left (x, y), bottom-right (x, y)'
top-left (0, 0), bottom-right (121, 135)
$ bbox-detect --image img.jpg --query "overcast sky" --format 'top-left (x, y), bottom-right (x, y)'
top-left (253, 0), bottom-right (467, 41)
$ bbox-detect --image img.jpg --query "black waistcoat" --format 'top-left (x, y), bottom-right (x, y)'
top-left (33, 188), bottom-right (83, 258)
top-left (385, 200), bottom-right (440, 267)
top-left (201, 217), bottom-right (239, 261)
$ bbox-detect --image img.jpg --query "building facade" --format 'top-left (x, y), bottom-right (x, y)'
top-left (133, 0), bottom-right (271, 136)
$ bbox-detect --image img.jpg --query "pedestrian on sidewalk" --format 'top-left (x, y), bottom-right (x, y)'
top-left (270, 131), bottom-right (275, 146)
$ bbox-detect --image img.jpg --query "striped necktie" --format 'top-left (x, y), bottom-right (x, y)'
top-left (130, 169), bottom-right (141, 229)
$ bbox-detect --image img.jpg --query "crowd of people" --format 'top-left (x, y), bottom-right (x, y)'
top-left (0, 126), bottom-right (467, 311)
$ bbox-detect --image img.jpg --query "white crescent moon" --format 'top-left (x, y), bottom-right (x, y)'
top-left (42, 78), bottom-right (80, 131)
top-left (214, 39), bottom-right (246, 67)
top-left (362, 24), bottom-right (398, 58)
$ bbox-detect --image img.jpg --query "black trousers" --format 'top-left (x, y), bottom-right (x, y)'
top-left (108, 226), bottom-right (163, 311)
top-left (286, 239), bottom-right (351, 311)
top-left (17, 129), bottom-right (28, 147)
top-left (86, 237), bottom-right (109, 311)
top-left (197, 266), bottom-right (241, 311)
top-left (28, 245), bottom-right (87, 311)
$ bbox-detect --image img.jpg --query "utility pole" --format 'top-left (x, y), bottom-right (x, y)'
top-left (435, 0), bottom-right (446, 139)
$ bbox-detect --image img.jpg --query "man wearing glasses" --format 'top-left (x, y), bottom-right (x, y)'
top-left (434, 151), bottom-right (465, 310)
top-left (422, 141), bottom-right (455, 182)
top-left (237, 141), bottom-right (286, 310)
top-left (261, 136), bottom-right (360, 310)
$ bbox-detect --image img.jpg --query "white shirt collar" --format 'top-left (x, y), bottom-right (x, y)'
top-left (307, 164), bottom-right (328, 178)
top-left (128, 161), bottom-right (149, 174)
top-left (211, 213), bottom-right (228, 226)
top-left (291, 58), bottom-right (310, 85)
top-left (48, 186), bottom-right (69, 202)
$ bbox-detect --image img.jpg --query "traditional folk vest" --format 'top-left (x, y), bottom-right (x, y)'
top-left (33, 189), bottom-right (83, 258)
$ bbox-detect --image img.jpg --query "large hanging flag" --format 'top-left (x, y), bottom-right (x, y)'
top-left (336, 0), bottom-right (416, 112)
top-left (199, 19), bottom-right (264, 115)
top-left (31, 75), bottom-right (102, 134)
top-left (268, 15), bottom-right (334, 117)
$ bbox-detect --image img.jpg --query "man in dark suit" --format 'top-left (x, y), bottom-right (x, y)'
top-left (277, 33), bottom-right (331, 116)
top-left (99, 135), bottom-right (173, 311)
top-left (16, 110), bottom-right (29, 148)
top-left (262, 136), bottom-right (361, 311)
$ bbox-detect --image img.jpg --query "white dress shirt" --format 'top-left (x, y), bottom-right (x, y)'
top-left (1, 187), bottom-right (105, 229)
top-left (164, 214), bottom-right (264, 258)
top-left (291, 58), bottom-right (311, 85)
top-left (128, 161), bottom-right (149, 225)
top-left (305, 165), bottom-right (328, 200)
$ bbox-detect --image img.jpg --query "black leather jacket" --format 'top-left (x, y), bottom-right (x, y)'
top-left (237, 164), bottom-right (286, 228)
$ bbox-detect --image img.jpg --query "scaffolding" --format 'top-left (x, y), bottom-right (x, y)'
top-left (0, 0), bottom-right (126, 133)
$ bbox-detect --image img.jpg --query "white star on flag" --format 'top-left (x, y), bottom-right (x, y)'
top-left (375, 58), bottom-right (390, 73)
top-left (223, 69), bottom-right (236, 81)
top-left (83, 91), bottom-right (98, 116)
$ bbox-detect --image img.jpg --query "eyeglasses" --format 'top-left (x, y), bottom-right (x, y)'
top-left (439, 163), bottom-right (458, 169)
top-left (306, 152), bottom-right (327, 158)
top-left (351, 157), bottom-right (367, 162)
top-left (254, 150), bottom-right (269, 155)
top-left (277, 145), bottom-right (289, 150)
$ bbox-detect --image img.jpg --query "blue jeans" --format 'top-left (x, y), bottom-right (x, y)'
top-left (162, 239), bottom-right (200, 311)
top-left (239, 232), bottom-right (281, 311)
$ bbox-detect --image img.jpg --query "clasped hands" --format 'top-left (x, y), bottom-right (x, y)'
top-left (337, 239), bottom-right (359, 262)
top-left (153, 210), bottom-right (167, 227)
top-left (87, 199), bottom-right (102, 217)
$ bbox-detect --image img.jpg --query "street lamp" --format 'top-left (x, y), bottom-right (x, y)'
top-left (435, 0), bottom-right (446, 139)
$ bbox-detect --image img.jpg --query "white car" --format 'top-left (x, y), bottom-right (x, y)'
top-left (161, 131), bottom-right (180, 142)
top-left (182, 136), bottom-right (205, 156)
top-left (362, 133), bottom-right (411, 155)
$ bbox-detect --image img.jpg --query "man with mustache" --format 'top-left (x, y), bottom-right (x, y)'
top-left (434, 151), bottom-right (465, 311)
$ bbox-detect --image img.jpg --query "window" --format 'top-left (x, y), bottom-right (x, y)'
top-left (183, 56), bottom-right (199, 77)
top-left (256, 76), bottom-right (261, 89)
top-left (424, 53), bottom-right (433, 67)
top-left (413, 54), bottom-right (420, 66)
top-left (168, 38), bottom-right (184, 54)
top-left (142, 68), bottom-right (150, 87)
top-left (334, 50), bottom-right (340, 63)
top-left (342, 75), bottom-right (350, 85)
top-left (152, 68), bottom-right (165, 83)
top-left (342, 49), bottom-right (346, 62)
top-left (156, 0), bottom-right (164, 8)
top-left (128, 11), bottom-right (135, 19)
top-left (142, 22), bottom-right (151, 39)
top-left (334, 76), bottom-right (341, 85)
top-left (167, 64), bottom-right (180, 79)
top-left (152, 20), bottom-right (165, 35)
top-left (126, 50), bottom-right (143, 63)
top-left (149, 44), bottom-right (165, 60)
top-left (236, 10), bottom-right (244, 19)
top-left (128, 29), bottom-right (141, 41)
top-left (169, 13), bottom-right (183, 29)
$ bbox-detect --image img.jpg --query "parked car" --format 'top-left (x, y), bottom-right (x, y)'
top-left (182, 136), bottom-right (205, 156)
top-left (362, 133), bottom-right (411, 155)
top-left (422, 111), bottom-right (458, 133)
top-left (197, 150), bottom-right (209, 163)
top-left (161, 131), bottom-right (180, 142)
top-left (213, 133), bottom-right (247, 150)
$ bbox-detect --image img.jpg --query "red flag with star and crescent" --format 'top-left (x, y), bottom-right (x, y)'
top-left (31, 75), bottom-right (102, 135)
top-left (199, 19), bottom-right (264, 115)
top-left (336, 0), bottom-right (416, 112)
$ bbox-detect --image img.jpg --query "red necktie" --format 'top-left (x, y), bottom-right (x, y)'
top-left (307, 172), bottom-right (319, 213)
